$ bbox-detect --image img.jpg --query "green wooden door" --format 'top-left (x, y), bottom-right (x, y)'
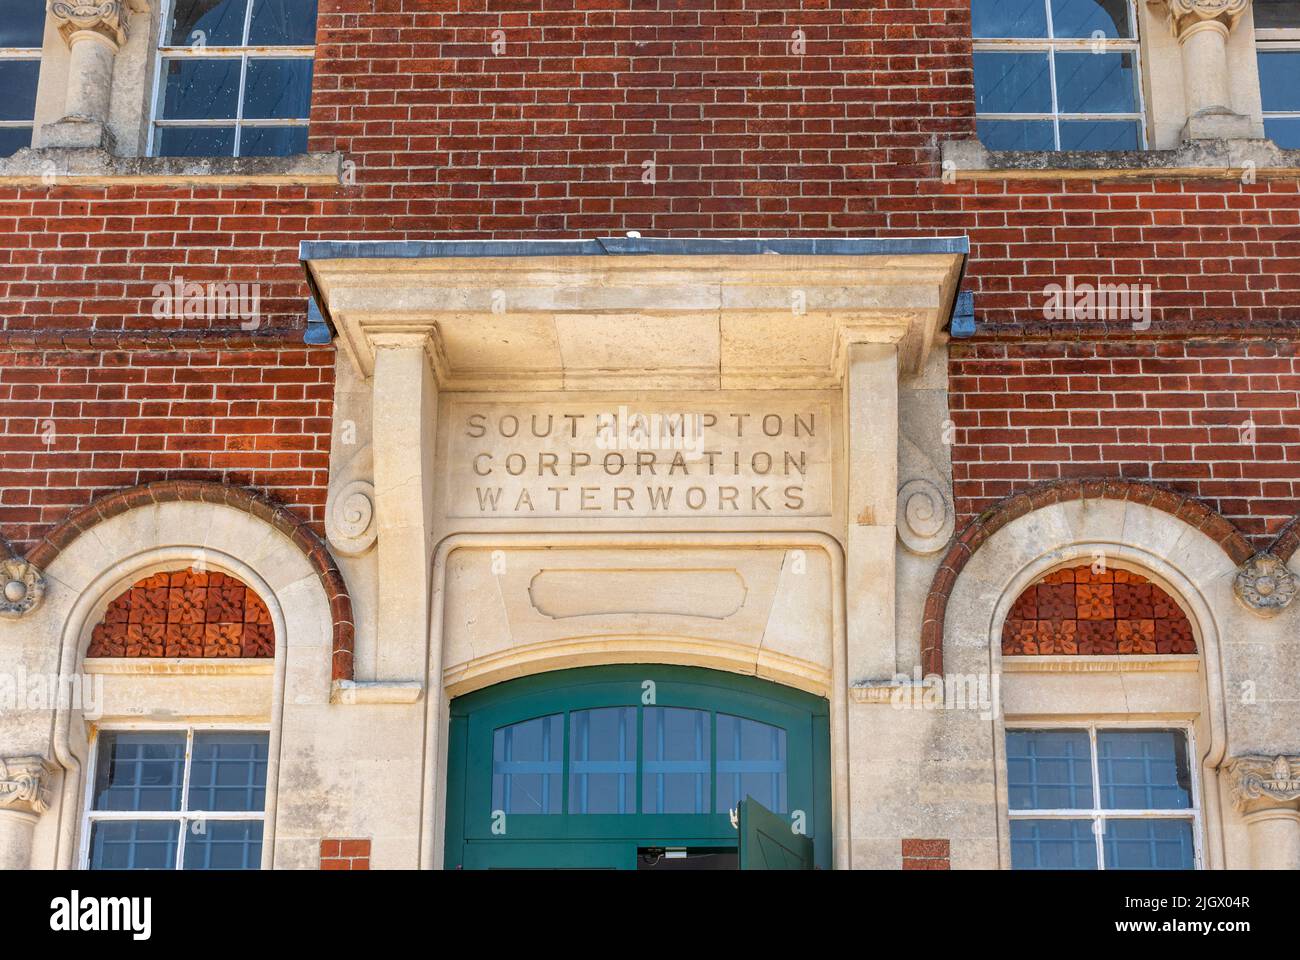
top-left (738, 797), bottom-right (814, 870)
top-left (444, 665), bottom-right (831, 870)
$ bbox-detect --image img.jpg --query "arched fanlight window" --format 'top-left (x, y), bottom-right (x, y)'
top-left (1002, 564), bottom-right (1196, 656)
top-left (87, 567), bottom-right (274, 658)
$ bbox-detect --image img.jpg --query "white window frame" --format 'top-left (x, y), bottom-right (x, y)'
top-left (1255, 27), bottom-right (1300, 146)
top-left (0, 9), bottom-right (45, 153)
top-left (973, 0), bottom-right (1149, 150)
top-left (1005, 720), bottom-right (1203, 870)
top-left (148, 0), bottom-right (315, 157)
top-left (79, 722), bottom-right (271, 870)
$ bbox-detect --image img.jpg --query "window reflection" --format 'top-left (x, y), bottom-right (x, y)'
top-left (643, 707), bottom-right (710, 814)
top-left (492, 715), bottom-right (563, 815)
top-left (569, 708), bottom-right (636, 814)
top-left (716, 714), bottom-right (787, 814)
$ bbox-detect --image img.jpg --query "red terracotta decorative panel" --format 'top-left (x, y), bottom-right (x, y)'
top-left (86, 568), bottom-right (274, 659)
top-left (1002, 565), bottom-right (1196, 657)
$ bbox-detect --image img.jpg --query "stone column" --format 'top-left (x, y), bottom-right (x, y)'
top-left (43, 0), bottom-right (133, 149)
top-left (841, 339), bottom-right (899, 681)
top-left (369, 332), bottom-right (439, 681)
top-left (1153, 0), bottom-right (1254, 139)
top-left (1224, 754), bottom-right (1300, 869)
top-left (0, 756), bottom-right (57, 870)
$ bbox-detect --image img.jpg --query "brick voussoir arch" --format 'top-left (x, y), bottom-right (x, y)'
top-left (1271, 515), bottom-right (1300, 565)
top-left (22, 480), bottom-right (355, 682)
top-left (919, 479), bottom-right (1254, 677)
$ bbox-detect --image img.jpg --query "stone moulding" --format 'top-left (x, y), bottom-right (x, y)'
top-left (0, 756), bottom-right (57, 816)
top-left (20, 480), bottom-right (356, 682)
top-left (1223, 755), bottom-right (1300, 812)
top-left (919, 478), bottom-right (1255, 677)
top-left (941, 138), bottom-right (1300, 180)
top-left (0, 148), bottom-right (346, 187)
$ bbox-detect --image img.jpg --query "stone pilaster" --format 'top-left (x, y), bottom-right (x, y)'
top-left (0, 756), bottom-right (57, 870)
top-left (1223, 754), bottom-right (1300, 869)
top-left (1150, 0), bottom-right (1255, 140)
top-left (43, 0), bottom-right (136, 150)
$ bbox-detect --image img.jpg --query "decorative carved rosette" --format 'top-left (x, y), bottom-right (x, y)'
top-left (895, 478), bottom-right (955, 555)
top-left (0, 756), bottom-right (57, 816)
top-left (1152, 0), bottom-right (1252, 38)
top-left (0, 557), bottom-right (46, 619)
top-left (1233, 553), bottom-right (1297, 616)
top-left (47, 0), bottom-right (130, 48)
top-left (1224, 755), bottom-right (1300, 812)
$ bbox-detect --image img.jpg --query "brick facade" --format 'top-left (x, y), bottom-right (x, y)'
top-left (1, 0), bottom-right (1297, 590)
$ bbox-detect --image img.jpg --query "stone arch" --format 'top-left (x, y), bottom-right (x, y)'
top-left (5, 481), bottom-right (349, 869)
top-left (24, 480), bottom-right (354, 681)
top-left (920, 480), bottom-right (1252, 676)
top-left (938, 492), bottom-right (1239, 868)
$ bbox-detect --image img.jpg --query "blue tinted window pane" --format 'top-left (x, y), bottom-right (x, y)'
top-left (168, 0), bottom-right (249, 46)
top-left (188, 732), bottom-right (269, 812)
top-left (1060, 119), bottom-right (1142, 150)
top-left (973, 52), bottom-right (1053, 114)
top-left (0, 0), bottom-right (46, 46)
top-left (1010, 819), bottom-right (1098, 869)
top-left (1098, 730), bottom-right (1191, 809)
top-left (492, 714), bottom-right (562, 815)
top-left (242, 58), bottom-right (313, 120)
top-left (93, 732), bottom-right (185, 811)
top-left (0, 61), bottom-right (39, 122)
top-left (1055, 51), bottom-right (1139, 113)
top-left (1104, 819), bottom-right (1195, 869)
top-left (568, 707), bottom-right (635, 814)
top-left (250, 0), bottom-right (318, 45)
top-left (240, 126), bottom-right (308, 156)
top-left (1050, 0), bottom-right (1133, 39)
top-left (1259, 51), bottom-right (1300, 112)
top-left (972, 0), bottom-right (1049, 38)
top-left (89, 821), bottom-right (180, 869)
top-left (183, 820), bottom-right (263, 869)
top-left (161, 59), bottom-right (241, 120)
top-left (156, 126), bottom-right (236, 156)
top-left (643, 707), bottom-right (710, 815)
top-left (977, 119), bottom-right (1056, 150)
top-left (1007, 730), bottom-right (1093, 809)
top-left (1265, 116), bottom-right (1300, 149)
top-left (0, 127), bottom-right (32, 158)
top-left (716, 714), bottom-right (787, 814)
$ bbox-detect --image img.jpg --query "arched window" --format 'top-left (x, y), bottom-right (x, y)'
top-left (1002, 564), bottom-right (1196, 656)
top-left (87, 567), bottom-right (274, 658)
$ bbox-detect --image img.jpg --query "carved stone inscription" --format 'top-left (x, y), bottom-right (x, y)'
top-left (448, 400), bottom-right (833, 518)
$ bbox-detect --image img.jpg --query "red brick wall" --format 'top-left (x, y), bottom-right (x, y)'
top-left (950, 339), bottom-right (1300, 544)
top-left (320, 838), bottom-right (371, 870)
top-left (901, 838), bottom-right (950, 870)
top-left (0, 0), bottom-right (1296, 548)
top-left (0, 343), bottom-right (333, 552)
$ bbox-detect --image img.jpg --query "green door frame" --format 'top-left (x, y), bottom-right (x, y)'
top-left (445, 665), bottom-right (832, 869)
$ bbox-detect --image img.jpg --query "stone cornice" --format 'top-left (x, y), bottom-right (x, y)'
top-left (0, 757), bottom-right (57, 816)
top-left (1224, 754), bottom-right (1300, 812)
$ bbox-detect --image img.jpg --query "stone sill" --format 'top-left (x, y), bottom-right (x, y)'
top-left (1002, 655), bottom-right (1200, 673)
top-left (330, 679), bottom-right (424, 705)
top-left (942, 137), bottom-right (1300, 181)
top-left (0, 148), bottom-right (346, 187)
top-left (83, 657), bottom-right (274, 676)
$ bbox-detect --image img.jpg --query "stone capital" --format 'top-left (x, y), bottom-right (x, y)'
top-left (1224, 754), bottom-right (1300, 813)
top-left (1152, 0), bottom-right (1252, 39)
top-left (1234, 552), bottom-right (1297, 615)
top-left (47, 0), bottom-right (130, 49)
top-left (0, 757), bottom-right (57, 816)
